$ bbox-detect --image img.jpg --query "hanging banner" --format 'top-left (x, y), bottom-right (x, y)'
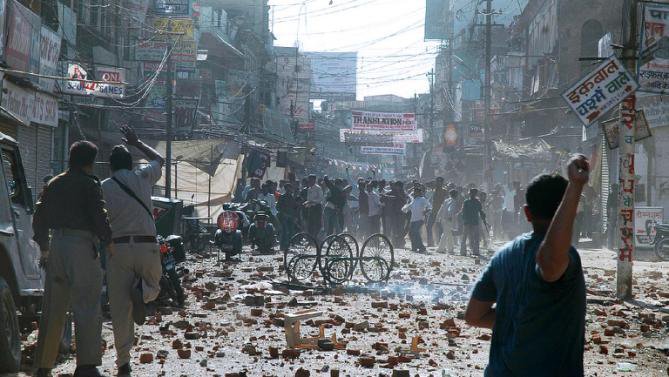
top-left (638, 94), bottom-right (669, 128)
top-left (153, 0), bottom-right (190, 15)
top-left (601, 110), bottom-right (653, 150)
top-left (562, 55), bottom-right (638, 127)
top-left (62, 64), bottom-right (126, 98)
top-left (638, 3), bottom-right (669, 93)
top-left (360, 145), bottom-right (406, 156)
top-left (634, 207), bottom-right (664, 247)
top-left (246, 149), bottom-right (271, 178)
top-left (298, 122), bottom-right (315, 131)
top-left (39, 26), bottom-right (62, 92)
top-left (136, 40), bottom-right (196, 63)
top-left (94, 66), bottom-right (126, 98)
top-left (151, 17), bottom-right (194, 40)
top-left (351, 111), bottom-right (417, 131)
top-left (340, 129), bottom-right (423, 144)
top-left (5, 0), bottom-right (40, 72)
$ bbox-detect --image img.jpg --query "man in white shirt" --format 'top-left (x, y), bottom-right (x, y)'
top-left (437, 189), bottom-right (461, 254)
top-left (367, 181), bottom-right (383, 234)
top-left (303, 174), bottom-right (324, 238)
top-left (258, 181), bottom-right (278, 217)
top-left (402, 185), bottom-right (431, 253)
top-left (101, 126), bottom-right (163, 377)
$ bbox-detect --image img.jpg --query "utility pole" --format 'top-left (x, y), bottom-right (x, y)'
top-left (427, 69), bottom-right (435, 144)
top-left (483, 0), bottom-right (493, 190)
top-left (617, 0), bottom-right (638, 299)
top-left (444, 1), bottom-right (455, 146)
top-left (165, 18), bottom-right (174, 198)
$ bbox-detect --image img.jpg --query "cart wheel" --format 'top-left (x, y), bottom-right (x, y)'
top-left (338, 233), bottom-right (359, 277)
top-left (360, 234), bottom-right (394, 283)
top-left (285, 233), bottom-right (319, 280)
top-left (288, 254), bottom-right (318, 283)
top-left (323, 235), bottom-right (354, 285)
top-left (318, 234), bottom-right (339, 274)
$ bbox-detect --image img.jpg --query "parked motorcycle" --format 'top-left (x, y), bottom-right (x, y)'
top-left (156, 235), bottom-right (186, 307)
top-left (652, 223), bottom-right (669, 261)
top-left (214, 207), bottom-right (247, 261)
top-left (182, 216), bottom-right (210, 253)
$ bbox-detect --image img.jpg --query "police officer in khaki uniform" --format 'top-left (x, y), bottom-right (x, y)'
top-left (101, 126), bottom-right (164, 377)
top-left (33, 141), bottom-right (112, 377)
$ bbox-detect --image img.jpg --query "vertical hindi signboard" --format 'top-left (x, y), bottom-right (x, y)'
top-left (39, 26), bottom-right (61, 92)
top-left (639, 3), bottom-right (669, 92)
top-left (5, 0), bottom-right (40, 72)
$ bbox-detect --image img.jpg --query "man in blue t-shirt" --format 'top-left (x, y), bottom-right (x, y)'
top-left (465, 155), bottom-right (589, 377)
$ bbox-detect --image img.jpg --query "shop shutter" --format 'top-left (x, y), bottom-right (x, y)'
top-left (17, 124), bottom-right (53, 198)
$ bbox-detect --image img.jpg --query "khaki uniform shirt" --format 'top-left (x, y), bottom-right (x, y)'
top-left (101, 161), bottom-right (162, 238)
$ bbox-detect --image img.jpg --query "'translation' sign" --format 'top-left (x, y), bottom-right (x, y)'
top-left (351, 111), bottom-right (416, 131)
top-left (562, 56), bottom-right (638, 127)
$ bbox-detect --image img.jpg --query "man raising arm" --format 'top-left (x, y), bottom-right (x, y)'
top-left (536, 155), bottom-right (589, 282)
top-left (464, 155), bottom-right (589, 377)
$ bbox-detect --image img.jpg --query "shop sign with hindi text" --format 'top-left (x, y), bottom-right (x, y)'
top-left (562, 55), bottom-right (638, 127)
top-left (639, 2), bottom-right (669, 93)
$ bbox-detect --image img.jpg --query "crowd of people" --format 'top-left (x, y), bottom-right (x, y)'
top-left (30, 120), bottom-right (593, 376)
top-left (231, 172), bottom-right (538, 255)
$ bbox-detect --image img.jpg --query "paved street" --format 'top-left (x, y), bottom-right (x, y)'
top-left (9, 242), bottom-right (667, 377)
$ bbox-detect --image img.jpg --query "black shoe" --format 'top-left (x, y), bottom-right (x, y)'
top-left (130, 280), bottom-right (146, 326)
top-left (35, 369), bottom-right (52, 377)
top-left (74, 365), bottom-right (108, 377)
top-left (117, 363), bottom-right (131, 377)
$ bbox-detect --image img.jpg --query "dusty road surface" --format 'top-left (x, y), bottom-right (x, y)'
top-left (7, 241), bottom-right (669, 377)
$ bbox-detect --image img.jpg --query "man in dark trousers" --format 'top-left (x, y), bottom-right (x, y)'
top-left (33, 141), bottom-right (112, 377)
top-left (277, 182), bottom-right (300, 251)
top-left (381, 181), bottom-right (408, 247)
top-left (357, 179), bottom-right (369, 239)
top-left (323, 176), bottom-right (346, 235)
top-left (427, 177), bottom-right (447, 247)
top-left (465, 155), bottom-right (589, 377)
top-left (459, 188), bottom-right (486, 256)
top-left (303, 174), bottom-right (324, 239)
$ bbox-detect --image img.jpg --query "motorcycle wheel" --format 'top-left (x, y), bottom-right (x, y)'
top-left (655, 237), bottom-right (669, 261)
top-left (167, 269), bottom-right (186, 307)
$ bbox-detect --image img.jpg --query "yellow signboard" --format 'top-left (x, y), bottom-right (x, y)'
top-left (152, 17), bottom-right (194, 40)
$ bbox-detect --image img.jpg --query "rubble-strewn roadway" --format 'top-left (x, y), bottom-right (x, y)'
top-left (12, 241), bottom-right (669, 376)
